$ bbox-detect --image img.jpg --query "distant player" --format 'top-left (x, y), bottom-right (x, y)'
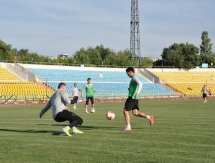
top-left (202, 84), bottom-right (208, 103)
top-left (72, 83), bottom-right (81, 110)
top-left (39, 82), bottom-right (83, 136)
top-left (123, 67), bottom-right (154, 131)
top-left (82, 78), bottom-right (96, 113)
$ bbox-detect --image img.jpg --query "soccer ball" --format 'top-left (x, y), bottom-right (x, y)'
top-left (91, 108), bottom-right (95, 113)
top-left (106, 111), bottom-right (115, 120)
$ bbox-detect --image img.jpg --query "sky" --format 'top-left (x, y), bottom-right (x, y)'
top-left (0, 0), bottom-right (215, 58)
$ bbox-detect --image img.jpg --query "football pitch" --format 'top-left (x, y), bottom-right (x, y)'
top-left (0, 99), bottom-right (214, 163)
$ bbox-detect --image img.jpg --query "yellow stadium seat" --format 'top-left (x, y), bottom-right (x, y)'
top-left (152, 71), bottom-right (215, 96)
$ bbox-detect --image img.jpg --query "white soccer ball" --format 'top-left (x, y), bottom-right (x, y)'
top-left (106, 111), bottom-right (115, 120)
top-left (91, 108), bottom-right (95, 113)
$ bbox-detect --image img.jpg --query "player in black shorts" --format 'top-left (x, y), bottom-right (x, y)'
top-left (86, 97), bottom-right (94, 106)
top-left (123, 67), bottom-right (154, 131)
top-left (72, 83), bottom-right (81, 110)
top-left (40, 83), bottom-right (83, 136)
top-left (201, 84), bottom-right (208, 103)
top-left (82, 78), bottom-right (96, 113)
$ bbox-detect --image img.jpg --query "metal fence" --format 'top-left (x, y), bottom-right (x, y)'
top-left (0, 94), bottom-right (50, 104)
top-left (0, 60), bottom-right (178, 69)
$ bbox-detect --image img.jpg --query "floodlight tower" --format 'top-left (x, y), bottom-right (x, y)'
top-left (130, 0), bottom-right (141, 66)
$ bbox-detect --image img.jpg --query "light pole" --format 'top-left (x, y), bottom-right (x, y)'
top-left (161, 59), bottom-right (165, 72)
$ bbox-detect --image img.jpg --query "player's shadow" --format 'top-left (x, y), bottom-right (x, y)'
top-left (0, 128), bottom-right (62, 136)
top-left (37, 124), bottom-right (119, 130)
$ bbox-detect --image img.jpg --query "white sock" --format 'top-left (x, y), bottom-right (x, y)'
top-left (72, 126), bottom-right (76, 130)
top-left (127, 124), bottom-right (131, 128)
top-left (73, 106), bottom-right (76, 108)
top-left (146, 115), bottom-right (150, 120)
top-left (65, 126), bottom-right (70, 130)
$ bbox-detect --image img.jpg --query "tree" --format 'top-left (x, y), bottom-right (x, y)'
top-left (103, 52), bottom-right (117, 65)
top-left (0, 39), bottom-right (14, 60)
top-left (116, 49), bottom-right (132, 66)
top-left (95, 44), bottom-right (112, 61)
top-left (200, 31), bottom-right (213, 63)
top-left (86, 47), bottom-right (102, 65)
top-left (200, 31), bottom-right (213, 56)
top-left (141, 58), bottom-right (153, 67)
top-left (161, 43), bottom-right (199, 69)
top-left (18, 49), bottom-right (29, 56)
top-left (73, 48), bottom-right (90, 64)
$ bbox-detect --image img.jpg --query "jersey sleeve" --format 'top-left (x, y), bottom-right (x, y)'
top-left (40, 99), bottom-right (51, 116)
top-left (84, 84), bottom-right (88, 89)
top-left (133, 76), bottom-right (143, 94)
top-left (61, 90), bottom-right (71, 104)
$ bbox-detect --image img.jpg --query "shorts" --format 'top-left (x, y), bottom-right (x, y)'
top-left (54, 110), bottom-right (83, 125)
top-left (124, 97), bottom-right (139, 111)
top-left (86, 97), bottom-right (94, 105)
top-left (203, 93), bottom-right (207, 98)
top-left (73, 96), bottom-right (78, 103)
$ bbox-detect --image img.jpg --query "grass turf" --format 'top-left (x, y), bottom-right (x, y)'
top-left (0, 99), bottom-right (215, 163)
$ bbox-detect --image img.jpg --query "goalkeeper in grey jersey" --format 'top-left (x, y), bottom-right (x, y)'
top-left (40, 83), bottom-right (83, 136)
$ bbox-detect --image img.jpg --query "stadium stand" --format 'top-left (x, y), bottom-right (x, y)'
top-left (0, 65), bottom-right (53, 103)
top-left (23, 65), bottom-right (177, 98)
top-left (0, 82), bottom-right (52, 97)
top-left (149, 69), bottom-right (215, 96)
top-left (0, 66), bottom-right (20, 81)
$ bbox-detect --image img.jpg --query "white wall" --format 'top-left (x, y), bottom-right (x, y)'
top-left (0, 62), bottom-right (6, 68)
top-left (19, 64), bottom-right (127, 72)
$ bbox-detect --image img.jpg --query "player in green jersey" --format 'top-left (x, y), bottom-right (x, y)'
top-left (82, 78), bottom-right (96, 113)
top-left (123, 67), bottom-right (154, 131)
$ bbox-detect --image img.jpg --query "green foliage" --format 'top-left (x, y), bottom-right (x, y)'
top-left (200, 31), bottom-right (213, 56)
top-left (159, 31), bottom-right (214, 69)
top-left (161, 43), bottom-right (199, 69)
top-left (74, 46), bottom-right (139, 67)
top-left (0, 100), bottom-right (215, 163)
top-left (73, 48), bottom-right (90, 64)
top-left (1, 31), bottom-right (213, 68)
top-left (141, 58), bottom-right (154, 67)
top-left (0, 39), bottom-right (14, 60)
top-left (200, 31), bottom-right (214, 64)
top-left (103, 52), bottom-right (117, 65)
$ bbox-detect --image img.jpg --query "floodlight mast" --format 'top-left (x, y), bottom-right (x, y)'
top-left (130, 0), bottom-right (141, 67)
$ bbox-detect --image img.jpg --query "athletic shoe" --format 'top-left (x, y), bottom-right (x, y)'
top-left (73, 107), bottom-right (78, 110)
top-left (72, 128), bottom-right (84, 134)
top-left (86, 110), bottom-right (89, 113)
top-left (149, 116), bottom-right (154, 126)
top-left (123, 126), bottom-right (132, 131)
top-left (61, 128), bottom-right (72, 137)
top-left (77, 99), bottom-right (83, 103)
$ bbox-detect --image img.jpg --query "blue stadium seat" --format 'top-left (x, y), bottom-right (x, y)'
top-left (29, 68), bottom-right (177, 97)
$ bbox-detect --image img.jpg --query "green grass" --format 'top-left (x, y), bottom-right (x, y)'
top-left (0, 99), bottom-right (215, 163)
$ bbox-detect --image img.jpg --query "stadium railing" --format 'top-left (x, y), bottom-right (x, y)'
top-left (0, 94), bottom-right (51, 104)
top-left (0, 60), bottom-right (193, 69)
